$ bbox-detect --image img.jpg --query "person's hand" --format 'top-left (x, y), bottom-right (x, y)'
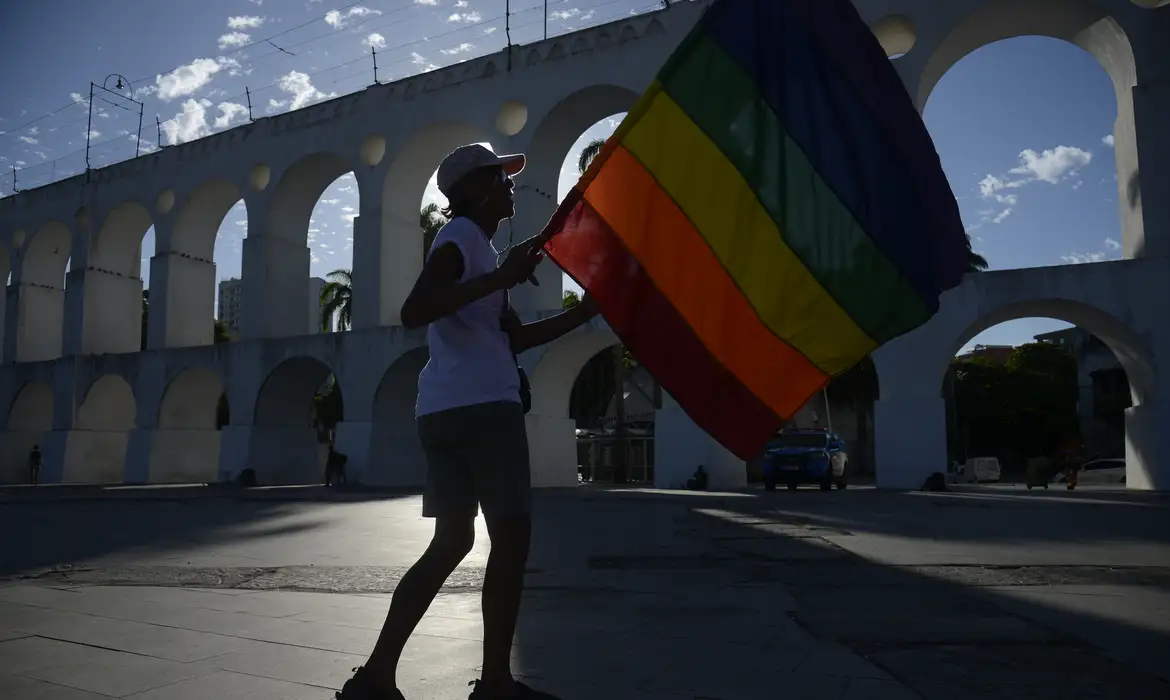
top-left (495, 236), bottom-right (545, 289)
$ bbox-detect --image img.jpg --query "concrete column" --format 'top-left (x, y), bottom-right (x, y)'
top-left (4, 280), bottom-right (65, 362)
top-left (653, 392), bottom-right (747, 491)
top-left (62, 267), bottom-right (143, 356)
top-left (873, 395), bottom-right (948, 490)
top-left (1130, 76), bottom-right (1170, 259)
top-left (350, 212), bottom-right (383, 330)
top-left (241, 234), bottom-right (310, 339)
top-left (148, 252), bottom-right (217, 349)
top-left (526, 413), bottom-right (579, 488)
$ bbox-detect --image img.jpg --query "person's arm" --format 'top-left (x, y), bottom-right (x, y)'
top-left (503, 296), bottom-right (600, 353)
top-left (400, 238), bottom-right (543, 330)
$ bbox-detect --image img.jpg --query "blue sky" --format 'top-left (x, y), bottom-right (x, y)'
top-left (0, 2), bottom-right (1122, 352)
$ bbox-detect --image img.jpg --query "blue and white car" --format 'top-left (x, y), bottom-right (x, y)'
top-left (762, 428), bottom-right (849, 491)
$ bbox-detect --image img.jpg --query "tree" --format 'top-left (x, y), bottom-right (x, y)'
top-left (825, 355), bottom-right (879, 473)
top-left (578, 138), bottom-right (607, 175)
top-left (562, 289), bottom-right (581, 309)
top-left (421, 202), bottom-right (448, 254)
top-left (320, 269), bottom-right (353, 332)
top-left (214, 321), bottom-right (231, 344)
top-left (965, 234), bottom-right (989, 272)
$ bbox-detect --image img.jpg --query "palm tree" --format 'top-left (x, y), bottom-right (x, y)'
top-left (965, 234), bottom-right (989, 272)
top-left (320, 268), bottom-right (353, 332)
top-left (421, 202), bottom-right (448, 254)
top-left (578, 138), bottom-right (607, 175)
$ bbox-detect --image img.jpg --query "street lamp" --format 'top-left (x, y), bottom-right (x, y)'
top-left (86, 72), bottom-right (146, 177)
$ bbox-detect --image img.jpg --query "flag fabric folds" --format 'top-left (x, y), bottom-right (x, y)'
top-left (541, 0), bottom-right (968, 459)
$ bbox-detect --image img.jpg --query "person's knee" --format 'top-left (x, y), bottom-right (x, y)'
top-left (484, 515), bottom-right (531, 561)
top-left (429, 517), bottom-right (476, 563)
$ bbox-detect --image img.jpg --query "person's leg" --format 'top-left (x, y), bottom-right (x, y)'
top-left (479, 514), bottom-right (531, 690)
top-left (341, 409), bottom-right (478, 697)
top-left (362, 515), bottom-right (474, 690)
top-left (465, 401), bottom-right (541, 696)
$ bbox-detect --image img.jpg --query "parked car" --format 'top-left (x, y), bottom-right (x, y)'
top-left (1053, 457), bottom-right (1126, 485)
top-left (761, 428), bottom-right (848, 491)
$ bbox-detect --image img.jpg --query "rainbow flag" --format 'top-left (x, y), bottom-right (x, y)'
top-left (542, 0), bottom-right (968, 459)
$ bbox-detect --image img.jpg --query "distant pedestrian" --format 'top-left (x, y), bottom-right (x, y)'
top-left (28, 445), bottom-right (41, 486)
top-left (335, 144), bottom-right (598, 700)
top-left (325, 444), bottom-right (348, 486)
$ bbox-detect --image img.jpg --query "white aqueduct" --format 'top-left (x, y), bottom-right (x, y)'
top-left (1, 0), bottom-right (1168, 491)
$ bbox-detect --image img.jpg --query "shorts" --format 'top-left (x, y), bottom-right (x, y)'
top-left (417, 400), bottom-right (531, 519)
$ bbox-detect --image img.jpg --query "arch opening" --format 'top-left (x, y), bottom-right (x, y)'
top-left (250, 356), bottom-right (343, 485)
top-left (256, 152), bottom-right (354, 339)
top-left (2, 381), bottom-right (53, 484)
top-left (309, 171), bottom-right (358, 334)
top-left (15, 221), bottom-right (71, 362)
top-left (368, 347), bottom-right (430, 486)
top-left (918, 1), bottom-right (1140, 259)
top-left (941, 305), bottom-right (1151, 487)
top-left (155, 181), bottom-right (247, 348)
top-left (86, 202), bottom-right (154, 354)
top-left (68, 374), bottom-right (136, 484)
top-left (150, 367), bottom-right (225, 483)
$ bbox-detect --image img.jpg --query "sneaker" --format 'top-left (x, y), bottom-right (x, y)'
top-left (336, 667), bottom-right (405, 700)
top-left (467, 679), bottom-right (560, 699)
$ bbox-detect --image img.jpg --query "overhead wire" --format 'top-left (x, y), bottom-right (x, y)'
top-left (3, 0), bottom-right (664, 191)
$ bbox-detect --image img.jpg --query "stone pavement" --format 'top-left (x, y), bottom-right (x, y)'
top-left (1, 484), bottom-right (1168, 699)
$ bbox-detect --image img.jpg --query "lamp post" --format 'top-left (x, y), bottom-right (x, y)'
top-left (86, 73), bottom-right (146, 178)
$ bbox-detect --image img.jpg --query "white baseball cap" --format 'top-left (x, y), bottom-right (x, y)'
top-left (436, 144), bottom-right (525, 199)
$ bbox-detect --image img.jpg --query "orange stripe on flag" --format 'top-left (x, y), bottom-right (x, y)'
top-left (581, 145), bottom-right (830, 418)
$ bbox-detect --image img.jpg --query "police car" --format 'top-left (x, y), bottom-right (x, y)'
top-left (761, 427), bottom-right (849, 491)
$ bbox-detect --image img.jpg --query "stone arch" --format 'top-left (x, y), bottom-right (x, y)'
top-left (158, 181), bottom-right (245, 348)
top-left (159, 366), bottom-right (225, 429)
top-left (171, 179), bottom-right (244, 261)
top-left (67, 374), bottom-right (136, 484)
top-left (254, 356), bottom-right (339, 426)
top-left (91, 201), bottom-right (153, 276)
top-left (2, 381), bottom-right (53, 484)
top-left (530, 327), bottom-right (621, 418)
top-left (13, 221), bottom-right (71, 362)
top-left (266, 152), bottom-right (354, 243)
top-left (526, 83), bottom-right (641, 193)
top-left (368, 346), bottom-right (430, 486)
top-left (945, 299), bottom-right (1155, 409)
top-left (915, 0), bottom-right (1143, 256)
top-left (151, 366), bottom-right (224, 483)
top-left (250, 356), bottom-right (341, 485)
top-left (378, 121), bottom-right (492, 326)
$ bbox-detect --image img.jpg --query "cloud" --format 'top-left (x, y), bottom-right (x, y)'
top-left (1009, 146), bottom-right (1092, 184)
top-left (1104, 237), bottom-right (1121, 250)
top-left (18, 135), bottom-right (37, 145)
top-left (483, 26), bottom-right (497, 35)
top-left (363, 32), bottom-right (386, 49)
top-left (161, 99), bottom-right (214, 144)
top-left (1060, 251), bottom-right (1107, 264)
top-left (85, 130), bottom-right (101, 140)
top-left (416, 0), bottom-right (439, 4)
top-left (447, 11), bottom-right (482, 23)
top-left (441, 42), bottom-right (475, 55)
top-left (411, 52), bottom-right (438, 70)
top-left (275, 71), bottom-right (335, 110)
top-left (228, 15), bottom-right (265, 29)
top-left (156, 57), bottom-right (237, 101)
top-left (325, 6), bottom-right (381, 28)
top-left (1102, 134), bottom-right (1114, 148)
top-left (218, 32), bottom-right (251, 49)
top-left (214, 102), bottom-right (249, 128)
top-left (991, 208), bottom-right (1012, 224)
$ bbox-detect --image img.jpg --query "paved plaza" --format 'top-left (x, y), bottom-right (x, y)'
top-left (1, 483), bottom-right (1168, 699)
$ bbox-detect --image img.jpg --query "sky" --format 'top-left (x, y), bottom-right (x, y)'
top-left (0, 1), bottom-right (1124, 354)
